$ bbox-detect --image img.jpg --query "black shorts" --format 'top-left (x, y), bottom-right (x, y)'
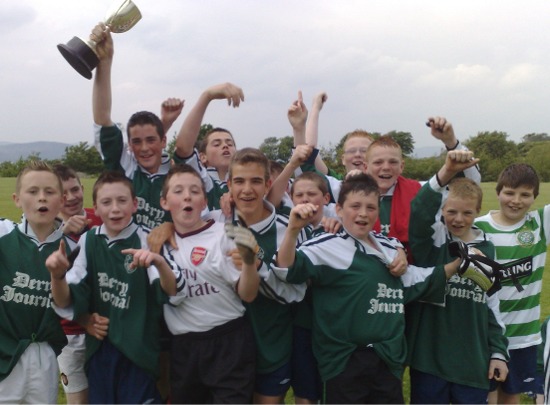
top-left (323, 347), bottom-right (403, 404)
top-left (170, 316), bottom-right (256, 404)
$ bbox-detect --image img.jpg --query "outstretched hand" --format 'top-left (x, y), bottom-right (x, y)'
top-left (205, 83), bottom-right (244, 107)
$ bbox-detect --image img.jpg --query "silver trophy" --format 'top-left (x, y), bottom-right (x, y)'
top-left (57, 0), bottom-right (142, 79)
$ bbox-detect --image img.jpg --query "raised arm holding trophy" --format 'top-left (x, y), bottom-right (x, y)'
top-left (57, 0), bottom-right (141, 79)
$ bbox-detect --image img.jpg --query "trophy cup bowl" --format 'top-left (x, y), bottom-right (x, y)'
top-left (57, 0), bottom-right (142, 79)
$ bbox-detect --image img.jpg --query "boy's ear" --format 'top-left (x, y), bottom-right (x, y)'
top-left (335, 203), bottom-right (343, 218)
top-left (132, 197), bottom-right (138, 214)
top-left (199, 152), bottom-right (208, 166)
top-left (265, 178), bottom-right (272, 194)
top-left (12, 193), bottom-right (20, 208)
top-left (323, 193), bottom-right (330, 205)
top-left (160, 197), bottom-right (169, 211)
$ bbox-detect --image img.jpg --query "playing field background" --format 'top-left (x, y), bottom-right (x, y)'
top-left (2, 178), bottom-right (549, 404)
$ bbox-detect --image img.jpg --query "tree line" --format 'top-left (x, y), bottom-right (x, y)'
top-left (259, 131), bottom-right (550, 182)
top-left (1, 128), bottom-right (548, 182)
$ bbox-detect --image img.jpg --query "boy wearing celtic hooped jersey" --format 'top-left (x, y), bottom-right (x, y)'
top-left (407, 151), bottom-right (509, 404)
top-left (0, 161), bottom-right (73, 404)
top-left (46, 171), bottom-right (177, 404)
top-left (475, 163), bottom-right (550, 404)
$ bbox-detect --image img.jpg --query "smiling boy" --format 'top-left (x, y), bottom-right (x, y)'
top-left (274, 173), bottom-right (461, 403)
top-left (46, 171), bottom-right (177, 404)
top-left (158, 164), bottom-right (260, 403)
top-left (475, 163), bottom-right (550, 404)
top-left (90, 23), bottom-right (183, 231)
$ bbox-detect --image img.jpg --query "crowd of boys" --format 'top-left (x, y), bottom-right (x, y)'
top-left (1, 21), bottom-right (549, 405)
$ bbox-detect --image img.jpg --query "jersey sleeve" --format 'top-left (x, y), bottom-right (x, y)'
top-left (52, 233), bottom-right (92, 321)
top-left (409, 176), bottom-right (448, 266)
top-left (94, 123), bottom-right (138, 178)
top-left (401, 264), bottom-right (447, 304)
top-left (454, 141), bottom-right (481, 183)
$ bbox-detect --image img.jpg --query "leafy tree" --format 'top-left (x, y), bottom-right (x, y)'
top-left (464, 131), bottom-right (519, 181)
top-left (259, 136), bottom-right (294, 162)
top-left (62, 142), bottom-right (104, 175)
top-left (522, 133), bottom-right (550, 143)
top-left (166, 123), bottom-right (214, 157)
top-left (385, 131), bottom-right (415, 157)
top-left (403, 155), bottom-right (444, 181)
top-left (525, 142), bottom-right (550, 181)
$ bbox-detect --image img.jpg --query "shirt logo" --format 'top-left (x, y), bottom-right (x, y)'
top-left (516, 229), bottom-right (535, 247)
top-left (124, 255), bottom-right (136, 274)
top-left (191, 247), bottom-right (207, 265)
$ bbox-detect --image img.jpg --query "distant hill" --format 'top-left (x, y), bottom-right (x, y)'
top-left (0, 141), bottom-right (443, 163)
top-left (0, 141), bottom-right (70, 162)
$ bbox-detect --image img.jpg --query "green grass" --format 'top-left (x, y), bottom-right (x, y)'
top-left (1, 179), bottom-right (548, 404)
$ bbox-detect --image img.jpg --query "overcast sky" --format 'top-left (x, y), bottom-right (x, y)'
top-left (2, 0), bottom-right (550, 154)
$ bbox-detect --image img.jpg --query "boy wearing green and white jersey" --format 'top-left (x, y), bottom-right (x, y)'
top-left (475, 163), bottom-right (550, 404)
top-left (407, 150), bottom-right (509, 403)
top-left (0, 161), bottom-right (72, 404)
top-left (46, 171), bottom-right (177, 404)
top-left (90, 23), bottom-right (183, 231)
top-left (275, 173), bottom-right (461, 404)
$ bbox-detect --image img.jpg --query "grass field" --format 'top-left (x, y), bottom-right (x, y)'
top-left (2, 178), bottom-right (549, 403)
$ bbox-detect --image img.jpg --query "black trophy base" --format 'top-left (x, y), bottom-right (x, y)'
top-left (57, 37), bottom-right (99, 80)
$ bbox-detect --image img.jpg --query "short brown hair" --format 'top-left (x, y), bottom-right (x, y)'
top-left (161, 164), bottom-right (206, 199)
top-left (92, 171), bottom-right (135, 203)
top-left (447, 177), bottom-right (483, 211)
top-left (199, 127), bottom-right (235, 154)
top-left (366, 135), bottom-right (402, 160)
top-left (16, 160), bottom-right (62, 194)
top-left (229, 148), bottom-right (270, 181)
top-left (338, 172), bottom-right (380, 206)
top-left (53, 164), bottom-right (80, 184)
top-left (496, 163), bottom-right (539, 198)
top-left (291, 171), bottom-right (329, 197)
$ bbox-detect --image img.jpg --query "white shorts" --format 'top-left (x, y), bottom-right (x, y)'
top-left (57, 334), bottom-right (88, 393)
top-left (0, 342), bottom-right (59, 404)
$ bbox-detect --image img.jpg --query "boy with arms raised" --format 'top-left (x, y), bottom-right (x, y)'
top-left (0, 161), bottom-right (71, 403)
top-left (46, 171), bottom-right (177, 404)
top-left (365, 118), bottom-right (480, 254)
top-left (407, 150), bottom-right (509, 403)
top-left (275, 173), bottom-right (462, 404)
top-left (475, 163), bottom-right (550, 404)
top-left (158, 164), bottom-right (260, 403)
top-left (90, 23), bottom-right (183, 230)
top-left (53, 164), bottom-right (103, 404)
top-left (173, 82), bottom-right (244, 210)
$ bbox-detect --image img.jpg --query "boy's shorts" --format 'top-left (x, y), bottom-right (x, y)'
top-left (291, 326), bottom-right (321, 401)
top-left (255, 361), bottom-right (292, 397)
top-left (490, 346), bottom-right (538, 394)
top-left (57, 333), bottom-right (88, 393)
top-left (0, 342), bottom-right (59, 404)
top-left (324, 347), bottom-right (403, 404)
